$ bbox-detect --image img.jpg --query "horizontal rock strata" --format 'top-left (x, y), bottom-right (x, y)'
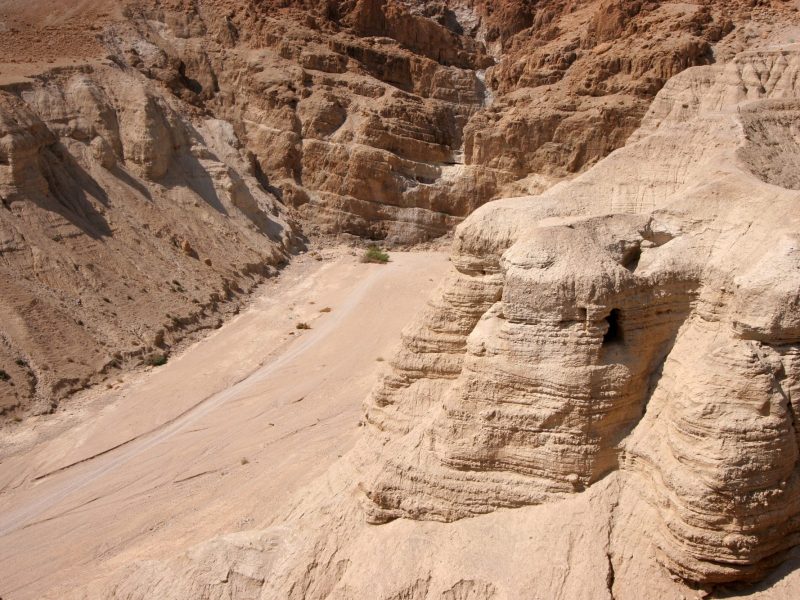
top-left (358, 46), bottom-right (800, 585)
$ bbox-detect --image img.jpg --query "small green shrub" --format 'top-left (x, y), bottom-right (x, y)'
top-left (0, 369), bottom-right (9, 381)
top-left (362, 245), bottom-right (390, 264)
top-left (296, 322), bottom-right (311, 330)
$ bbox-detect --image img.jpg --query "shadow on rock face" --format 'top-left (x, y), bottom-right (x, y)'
top-left (35, 143), bottom-right (112, 240)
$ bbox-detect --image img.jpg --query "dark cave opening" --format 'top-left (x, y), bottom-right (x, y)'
top-left (603, 309), bottom-right (623, 346)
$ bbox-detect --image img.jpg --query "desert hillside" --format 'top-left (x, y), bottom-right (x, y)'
top-left (1, 1), bottom-right (800, 600)
top-left (1, 0), bottom-right (795, 418)
top-left (80, 38), bottom-right (800, 600)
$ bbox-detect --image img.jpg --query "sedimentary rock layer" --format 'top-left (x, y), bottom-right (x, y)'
top-left (358, 45), bottom-right (800, 585)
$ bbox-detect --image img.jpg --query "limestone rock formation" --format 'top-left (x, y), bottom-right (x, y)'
top-left (107, 0), bottom-right (773, 239)
top-left (78, 43), bottom-right (800, 600)
top-left (0, 0), bottom-right (794, 417)
top-left (5, 0), bottom-right (785, 243)
top-left (357, 45), bottom-right (800, 587)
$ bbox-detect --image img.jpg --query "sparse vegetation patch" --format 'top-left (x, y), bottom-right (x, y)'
top-left (362, 245), bottom-right (390, 264)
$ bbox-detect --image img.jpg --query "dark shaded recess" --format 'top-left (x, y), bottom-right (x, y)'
top-left (603, 308), bottom-right (623, 346)
top-left (438, 9), bottom-right (464, 35)
top-left (621, 245), bottom-right (641, 271)
top-left (248, 154), bottom-right (285, 200)
top-left (178, 61), bottom-right (205, 95)
top-left (331, 40), bottom-right (413, 91)
top-left (37, 144), bottom-right (112, 239)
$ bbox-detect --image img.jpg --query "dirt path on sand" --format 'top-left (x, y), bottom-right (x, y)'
top-left (0, 249), bottom-right (449, 599)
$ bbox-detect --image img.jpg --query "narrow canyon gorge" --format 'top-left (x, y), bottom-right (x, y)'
top-left (1, 1), bottom-right (799, 599)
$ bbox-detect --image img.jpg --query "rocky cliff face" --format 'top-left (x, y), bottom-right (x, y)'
top-left (0, 67), bottom-right (298, 417)
top-left (1, 0), bottom-right (792, 419)
top-left (3, 9), bottom-right (800, 597)
top-left (80, 43), bottom-right (800, 599)
top-left (357, 45), bottom-right (800, 586)
top-left (105, 0), bottom-right (756, 238)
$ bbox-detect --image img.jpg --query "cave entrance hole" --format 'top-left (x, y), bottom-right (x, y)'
top-left (603, 309), bottom-right (623, 346)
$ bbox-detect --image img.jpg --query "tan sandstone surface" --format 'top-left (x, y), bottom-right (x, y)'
top-left (59, 41), bottom-right (800, 600)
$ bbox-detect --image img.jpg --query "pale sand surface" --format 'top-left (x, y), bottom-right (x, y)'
top-left (0, 249), bottom-right (449, 599)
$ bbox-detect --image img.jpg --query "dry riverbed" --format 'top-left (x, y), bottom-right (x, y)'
top-left (0, 248), bottom-right (449, 599)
